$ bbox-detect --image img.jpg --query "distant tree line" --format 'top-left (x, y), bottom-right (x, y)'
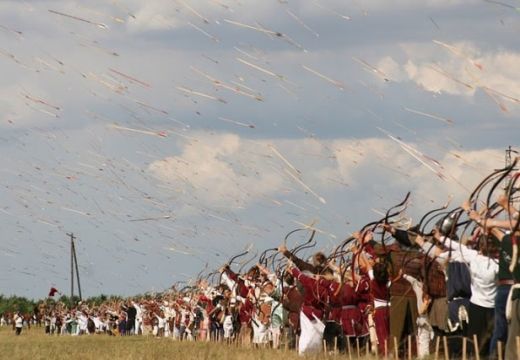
top-left (0, 294), bottom-right (129, 314)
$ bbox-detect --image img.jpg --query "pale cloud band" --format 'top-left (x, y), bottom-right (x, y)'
top-left (149, 132), bottom-right (505, 217)
top-left (378, 42), bottom-right (520, 114)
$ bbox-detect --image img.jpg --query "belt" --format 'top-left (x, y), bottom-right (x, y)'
top-left (374, 299), bottom-right (390, 308)
top-left (342, 305), bottom-right (357, 310)
top-left (498, 279), bottom-right (515, 286)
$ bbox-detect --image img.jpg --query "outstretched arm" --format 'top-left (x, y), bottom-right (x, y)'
top-left (462, 199), bottom-right (517, 230)
top-left (278, 244), bottom-right (316, 273)
top-left (415, 235), bottom-right (446, 265)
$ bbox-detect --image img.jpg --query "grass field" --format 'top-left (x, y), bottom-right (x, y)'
top-left (0, 326), bottom-right (361, 360)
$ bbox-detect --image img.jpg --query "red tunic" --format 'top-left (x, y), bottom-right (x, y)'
top-left (329, 282), bottom-right (364, 337)
top-left (290, 268), bottom-right (326, 320)
top-left (368, 270), bottom-right (391, 355)
top-left (224, 269), bottom-right (250, 298)
top-left (354, 274), bottom-right (371, 336)
top-left (368, 270), bottom-right (391, 305)
top-left (238, 297), bottom-right (253, 324)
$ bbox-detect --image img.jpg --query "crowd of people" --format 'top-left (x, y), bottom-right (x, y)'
top-left (2, 160), bottom-right (520, 360)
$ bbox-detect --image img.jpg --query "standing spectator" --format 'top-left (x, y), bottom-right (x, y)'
top-left (123, 301), bottom-right (137, 335)
top-left (132, 300), bottom-right (143, 335)
top-left (118, 313), bottom-right (127, 336)
top-left (154, 311), bottom-right (166, 337)
top-left (14, 312), bottom-right (23, 335)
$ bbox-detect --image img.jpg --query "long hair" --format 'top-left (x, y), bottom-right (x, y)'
top-left (373, 262), bottom-right (389, 284)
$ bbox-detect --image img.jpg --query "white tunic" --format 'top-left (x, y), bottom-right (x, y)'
top-left (438, 237), bottom-right (499, 308)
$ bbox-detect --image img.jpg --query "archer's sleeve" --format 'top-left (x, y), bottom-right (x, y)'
top-left (290, 267), bottom-right (317, 289)
top-left (394, 229), bottom-right (412, 247)
top-left (225, 268), bottom-right (238, 282)
top-left (283, 250), bottom-right (316, 273)
top-left (221, 272), bottom-right (237, 292)
top-left (443, 237), bottom-right (477, 263)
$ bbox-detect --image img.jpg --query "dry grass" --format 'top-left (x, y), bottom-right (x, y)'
top-left (0, 327), bottom-right (375, 360)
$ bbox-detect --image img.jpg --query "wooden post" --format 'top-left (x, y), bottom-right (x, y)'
top-left (356, 337), bottom-right (360, 358)
top-left (295, 335), bottom-right (299, 352)
top-left (473, 334), bottom-right (480, 360)
top-left (383, 339), bottom-right (387, 359)
top-left (394, 337), bottom-right (399, 360)
top-left (516, 336), bottom-right (520, 355)
top-left (462, 337), bottom-right (467, 360)
top-left (323, 339), bottom-right (328, 355)
top-left (366, 339), bottom-right (369, 357)
top-left (346, 337), bottom-right (352, 360)
top-left (497, 341), bottom-right (503, 360)
top-left (434, 336), bottom-right (440, 360)
top-left (284, 330), bottom-right (288, 352)
top-left (443, 336), bottom-right (449, 360)
top-left (334, 336), bottom-right (338, 355)
top-left (407, 335), bottom-right (412, 360)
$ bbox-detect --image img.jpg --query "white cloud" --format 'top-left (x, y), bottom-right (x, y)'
top-left (148, 133), bottom-right (285, 207)
top-left (324, 137), bottom-right (500, 185)
top-left (377, 42), bottom-right (520, 112)
top-left (376, 56), bottom-right (406, 82)
top-left (125, 0), bottom-right (184, 32)
top-left (148, 132), bottom-right (505, 217)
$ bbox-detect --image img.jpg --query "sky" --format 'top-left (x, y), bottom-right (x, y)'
top-left (0, 0), bottom-right (519, 298)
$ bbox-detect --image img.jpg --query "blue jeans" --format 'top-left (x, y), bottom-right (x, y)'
top-left (489, 284), bottom-right (511, 356)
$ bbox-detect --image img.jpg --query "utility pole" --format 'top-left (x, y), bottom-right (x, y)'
top-left (68, 232), bottom-right (74, 307)
top-left (505, 146), bottom-right (519, 189)
top-left (72, 240), bottom-right (82, 301)
top-left (67, 232), bottom-right (83, 307)
top-left (505, 146), bottom-right (518, 167)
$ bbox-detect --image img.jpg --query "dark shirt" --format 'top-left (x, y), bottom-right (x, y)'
top-left (394, 229), bottom-right (412, 247)
top-left (499, 234), bottom-right (520, 300)
top-left (282, 250), bottom-right (320, 274)
top-left (498, 234), bottom-right (519, 280)
top-left (126, 306), bottom-right (137, 320)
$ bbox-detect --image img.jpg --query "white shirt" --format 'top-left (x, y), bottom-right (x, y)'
top-left (77, 314), bottom-right (88, 331)
top-left (92, 316), bottom-right (103, 330)
top-left (436, 237), bottom-right (498, 308)
top-left (155, 315), bottom-right (166, 329)
top-left (221, 272), bottom-right (238, 296)
top-left (132, 302), bottom-right (143, 320)
top-left (15, 315), bottom-right (23, 328)
top-left (163, 306), bottom-right (175, 320)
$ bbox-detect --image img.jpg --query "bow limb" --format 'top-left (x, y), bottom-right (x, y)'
top-left (418, 196), bottom-right (453, 234)
top-left (380, 192), bottom-right (411, 252)
top-left (506, 172), bottom-right (520, 272)
top-left (238, 250), bottom-right (259, 273)
top-left (469, 158), bottom-right (518, 213)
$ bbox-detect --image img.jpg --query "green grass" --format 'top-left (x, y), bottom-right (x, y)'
top-left (0, 326), bottom-right (347, 360)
